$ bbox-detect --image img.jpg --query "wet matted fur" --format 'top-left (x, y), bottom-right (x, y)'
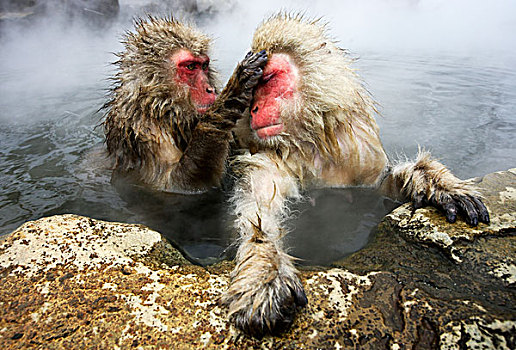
top-left (103, 16), bottom-right (267, 192)
top-left (221, 12), bottom-right (489, 338)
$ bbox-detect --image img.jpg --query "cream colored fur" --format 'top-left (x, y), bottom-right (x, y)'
top-left (221, 153), bottom-right (304, 330)
top-left (223, 13), bottom-right (488, 337)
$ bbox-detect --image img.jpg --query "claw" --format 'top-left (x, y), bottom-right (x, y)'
top-left (428, 193), bottom-right (458, 224)
top-left (470, 195), bottom-right (490, 224)
top-left (219, 51), bottom-right (268, 121)
top-left (413, 192), bottom-right (426, 209)
top-left (424, 191), bottom-right (489, 226)
top-left (290, 284), bottom-right (308, 306)
top-left (455, 195), bottom-right (479, 226)
top-left (445, 206), bottom-right (457, 223)
top-left (239, 51), bottom-right (267, 86)
top-left (256, 50), bottom-right (268, 65)
top-left (442, 200), bottom-right (458, 224)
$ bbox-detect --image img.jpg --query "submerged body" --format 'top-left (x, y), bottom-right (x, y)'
top-left (221, 13), bottom-right (489, 337)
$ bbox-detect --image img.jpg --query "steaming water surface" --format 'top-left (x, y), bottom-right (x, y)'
top-left (1, 9), bottom-right (515, 265)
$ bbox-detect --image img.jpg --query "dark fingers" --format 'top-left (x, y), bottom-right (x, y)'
top-left (469, 195), bottom-right (490, 224)
top-left (429, 193), bottom-right (458, 224)
top-left (453, 194), bottom-right (479, 226)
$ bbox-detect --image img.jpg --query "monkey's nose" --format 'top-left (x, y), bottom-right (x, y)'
top-left (206, 87), bottom-right (214, 94)
top-left (251, 106), bottom-right (258, 114)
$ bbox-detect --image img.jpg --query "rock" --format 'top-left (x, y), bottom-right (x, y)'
top-left (119, 0), bottom-right (234, 20)
top-left (380, 168), bottom-right (516, 284)
top-left (0, 169), bottom-right (515, 349)
top-left (0, 0), bottom-right (119, 30)
top-left (334, 168), bottom-right (516, 348)
top-left (0, 0), bottom-right (41, 27)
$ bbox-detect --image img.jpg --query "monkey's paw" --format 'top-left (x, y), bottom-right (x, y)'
top-left (239, 50), bottom-right (268, 95)
top-left (218, 50), bottom-right (267, 124)
top-left (223, 276), bottom-right (307, 338)
top-left (414, 188), bottom-right (490, 226)
top-left (398, 151), bottom-right (490, 226)
top-left (221, 257), bottom-right (307, 338)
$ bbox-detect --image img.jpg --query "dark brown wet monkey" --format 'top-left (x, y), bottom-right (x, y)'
top-left (221, 13), bottom-right (490, 337)
top-left (103, 16), bottom-right (267, 192)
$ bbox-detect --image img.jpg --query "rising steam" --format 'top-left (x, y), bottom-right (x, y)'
top-left (1, 0), bottom-right (515, 122)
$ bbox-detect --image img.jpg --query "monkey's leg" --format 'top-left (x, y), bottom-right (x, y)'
top-left (380, 150), bottom-right (490, 226)
top-left (167, 51), bottom-right (268, 190)
top-left (221, 153), bottom-right (307, 338)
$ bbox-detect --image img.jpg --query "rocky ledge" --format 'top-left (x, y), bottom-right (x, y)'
top-left (1, 169), bottom-right (515, 349)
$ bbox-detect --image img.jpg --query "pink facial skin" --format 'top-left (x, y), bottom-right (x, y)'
top-left (250, 53), bottom-right (297, 139)
top-left (171, 49), bottom-right (216, 114)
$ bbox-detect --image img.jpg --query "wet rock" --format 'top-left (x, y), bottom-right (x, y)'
top-left (0, 0), bottom-right (119, 30)
top-left (119, 0), bottom-right (234, 20)
top-left (59, 0), bottom-right (120, 28)
top-left (1, 168), bottom-right (515, 349)
top-left (0, 0), bottom-right (41, 26)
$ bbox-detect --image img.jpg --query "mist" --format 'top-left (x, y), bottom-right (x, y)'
top-left (1, 0), bottom-right (515, 121)
top-left (207, 0), bottom-right (516, 76)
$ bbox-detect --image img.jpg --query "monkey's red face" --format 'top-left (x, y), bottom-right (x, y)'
top-left (172, 50), bottom-right (216, 114)
top-left (250, 53), bottom-right (298, 140)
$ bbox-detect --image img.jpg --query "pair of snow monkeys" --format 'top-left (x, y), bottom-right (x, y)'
top-left (103, 14), bottom-right (490, 337)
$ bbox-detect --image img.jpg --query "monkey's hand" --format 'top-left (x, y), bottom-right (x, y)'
top-left (204, 50), bottom-right (267, 129)
top-left (220, 237), bottom-right (307, 338)
top-left (389, 151), bottom-right (490, 226)
top-left (413, 187), bottom-right (489, 226)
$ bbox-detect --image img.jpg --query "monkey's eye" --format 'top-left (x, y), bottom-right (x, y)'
top-left (186, 63), bottom-right (197, 70)
top-left (202, 62), bottom-right (209, 70)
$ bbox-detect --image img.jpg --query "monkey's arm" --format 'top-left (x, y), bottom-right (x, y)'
top-left (378, 150), bottom-right (490, 226)
top-left (220, 152), bottom-right (307, 338)
top-left (166, 51), bottom-right (267, 191)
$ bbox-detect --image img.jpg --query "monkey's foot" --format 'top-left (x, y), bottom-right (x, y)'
top-left (220, 239), bottom-right (307, 338)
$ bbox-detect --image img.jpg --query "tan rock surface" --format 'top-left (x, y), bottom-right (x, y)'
top-left (1, 169), bottom-right (515, 349)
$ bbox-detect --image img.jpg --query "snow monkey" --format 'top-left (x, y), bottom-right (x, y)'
top-left (103, 16), bottom-right (267, 192)
top-left (221, 13), bottom-right (490, 337)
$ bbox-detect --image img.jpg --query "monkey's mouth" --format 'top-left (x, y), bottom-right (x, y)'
top-left (254, 123), bottom-right (284, 139)
top-left (196, 103), bottom-right (213, 114)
